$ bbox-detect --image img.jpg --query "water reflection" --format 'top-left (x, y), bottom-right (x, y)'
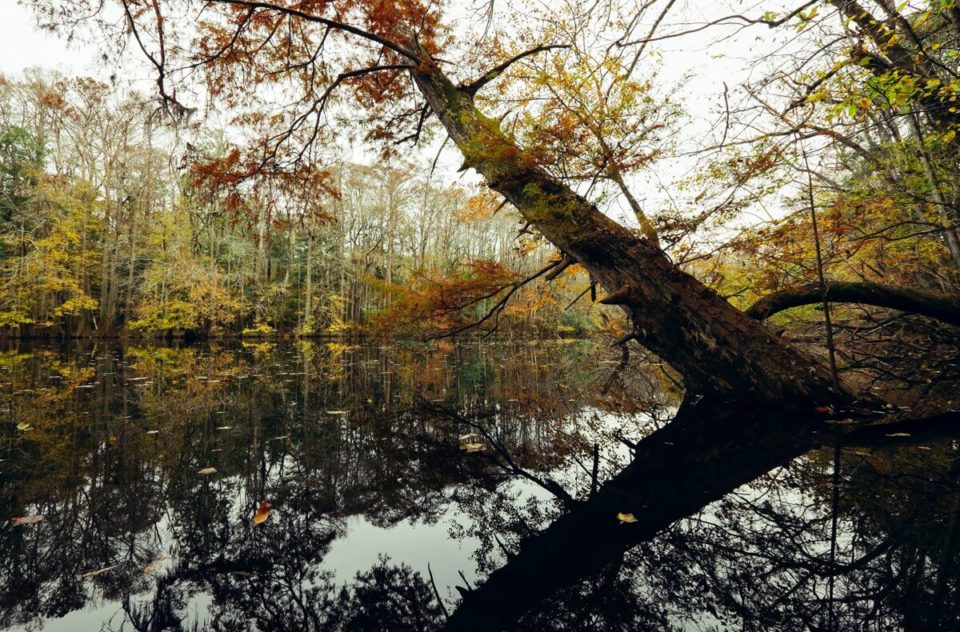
top-left (1, 341), bottom-right (958, 630)
top-left (0, 340), bottom-right (666, 631)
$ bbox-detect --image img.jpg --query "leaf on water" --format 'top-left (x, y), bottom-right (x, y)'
top-left (270, 435), bottom-right (288, 441)
top-left (216, 426), bottom-right (232, 431)
top-left (884, 432), bottom-right (911, 437)
top-left (16, 422), bottom-right (31, 431)
top-left (11, 514), bottom-right (45, 525)
top-left (617, 512), bottom-right (638, 524)
top-left (325, 410), bottom-right (349, 415)
top-left (143, 555), bottom-right (167, 575)
top-left (198, 467), bottom-right (217, 475)
top-left (460, 443), bottom-right (485, 453)
top-left (80, 564), bottom-right (117, 578)
top-left (252, 501), bottom-right (271, 526)
top-left (146, 430), bottom-right (159, 435)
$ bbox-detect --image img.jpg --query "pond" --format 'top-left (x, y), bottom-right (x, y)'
top-left (1, 340), bottom-right (958, 631)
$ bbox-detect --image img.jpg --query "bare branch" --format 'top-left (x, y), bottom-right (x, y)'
top-left (462, 44), bottom-right (570, 96)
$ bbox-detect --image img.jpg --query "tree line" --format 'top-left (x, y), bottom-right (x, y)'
top-left (0, 72), bottom-right (599, 339)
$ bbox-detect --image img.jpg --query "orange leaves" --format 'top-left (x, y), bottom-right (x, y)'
top-left (252, 500), bottom-right (272, 526)
top-left (370, 260), bottom-right (519, 336)
top-left (360, 0), bottom-right (443, 53)
top-left (189, 143), bottom-right (338, 229)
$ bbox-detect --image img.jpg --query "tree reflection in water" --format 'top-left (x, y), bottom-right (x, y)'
top-left (0, 340), bottom-right (958, 631)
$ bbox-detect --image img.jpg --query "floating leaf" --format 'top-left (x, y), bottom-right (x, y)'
top-left (198, 467), bottom-right (217, 475)
top-left (617, 512), bottom-right (638, 524)
top-left (325, 410), bottom-right (349, 415)
top-left (11, 515), bottom-right (44, 525)
top-left (80, 564), bottom-right (117, 578)
top-left (460, 443), bottom-right (485, 453)
top-left (216, 426), bottom-right (232, 431)
top-left (16, 422), bottom-right (30, 431)
top-left (885, 432), bottom-right (911, 438)
top-left (252, 501), bottom-right (271, 526)
top-left (145, 430), bottom-right (159, 435)
top-left (143, 555), bottom-right (167, 575)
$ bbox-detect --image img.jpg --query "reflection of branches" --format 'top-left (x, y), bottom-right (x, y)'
top-left (421, 400), bottom-right (578, 510)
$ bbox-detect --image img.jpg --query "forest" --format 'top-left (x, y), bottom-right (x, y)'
top-left (2, 0), bottom-right (960, 631)
top-left (0, 73), bottom-right (597, 339)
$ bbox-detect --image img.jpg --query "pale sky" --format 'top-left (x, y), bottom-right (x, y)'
top-left (0, 2), bottom-right (90, 75)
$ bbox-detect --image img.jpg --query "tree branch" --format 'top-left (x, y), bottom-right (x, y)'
top-left (746, 282), bottom-right (960, 328)
top-left (211, 0), bottom-right (420, 60)
top-left (461, 44), bottom-right (569, 96)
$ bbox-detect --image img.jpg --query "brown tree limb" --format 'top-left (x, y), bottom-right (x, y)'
top-left (745, 282), bottom-right (960, 328)
top-left (461, 44), bottom-right (570, 96)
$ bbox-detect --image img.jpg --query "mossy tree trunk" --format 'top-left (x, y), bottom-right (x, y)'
top-left (409, 53), bottom-right (844, 408)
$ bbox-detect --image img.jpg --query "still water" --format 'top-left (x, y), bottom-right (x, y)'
top-left (1, 340), bottom-right (958, 631)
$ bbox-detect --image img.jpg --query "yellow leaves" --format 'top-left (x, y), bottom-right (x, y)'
top-left (198, 467), bottom-right (217, 475)
top-left (456, 191), bottom-right (505, 224)
top-left (252, 501), bottom-right (271, 526)
top-left (459, 432), bottom-right (485, 453)
top-left (616, 512), bottom-right (638, 524)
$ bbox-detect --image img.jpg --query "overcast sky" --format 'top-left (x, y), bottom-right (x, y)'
top-left (1, 3), bottom-right (88, 75)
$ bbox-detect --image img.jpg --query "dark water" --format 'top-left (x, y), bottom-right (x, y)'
top-left (1, 340), bottom-right (959, 631)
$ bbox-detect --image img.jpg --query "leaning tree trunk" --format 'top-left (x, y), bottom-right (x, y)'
top-left (408, 52), bottom-right (844, 408)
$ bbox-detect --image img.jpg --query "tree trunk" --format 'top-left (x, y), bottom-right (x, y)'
top-left (408, 54), bottom-right (843, 407)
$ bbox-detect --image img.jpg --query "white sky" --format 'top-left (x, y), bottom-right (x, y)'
top-left (0, 2), bottom-right (91, 75)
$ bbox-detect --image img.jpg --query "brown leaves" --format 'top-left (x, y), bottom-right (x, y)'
top-left (189, 144), bottom-right (338, 230)
top-left (252, 500), bottom-right (272, 526)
